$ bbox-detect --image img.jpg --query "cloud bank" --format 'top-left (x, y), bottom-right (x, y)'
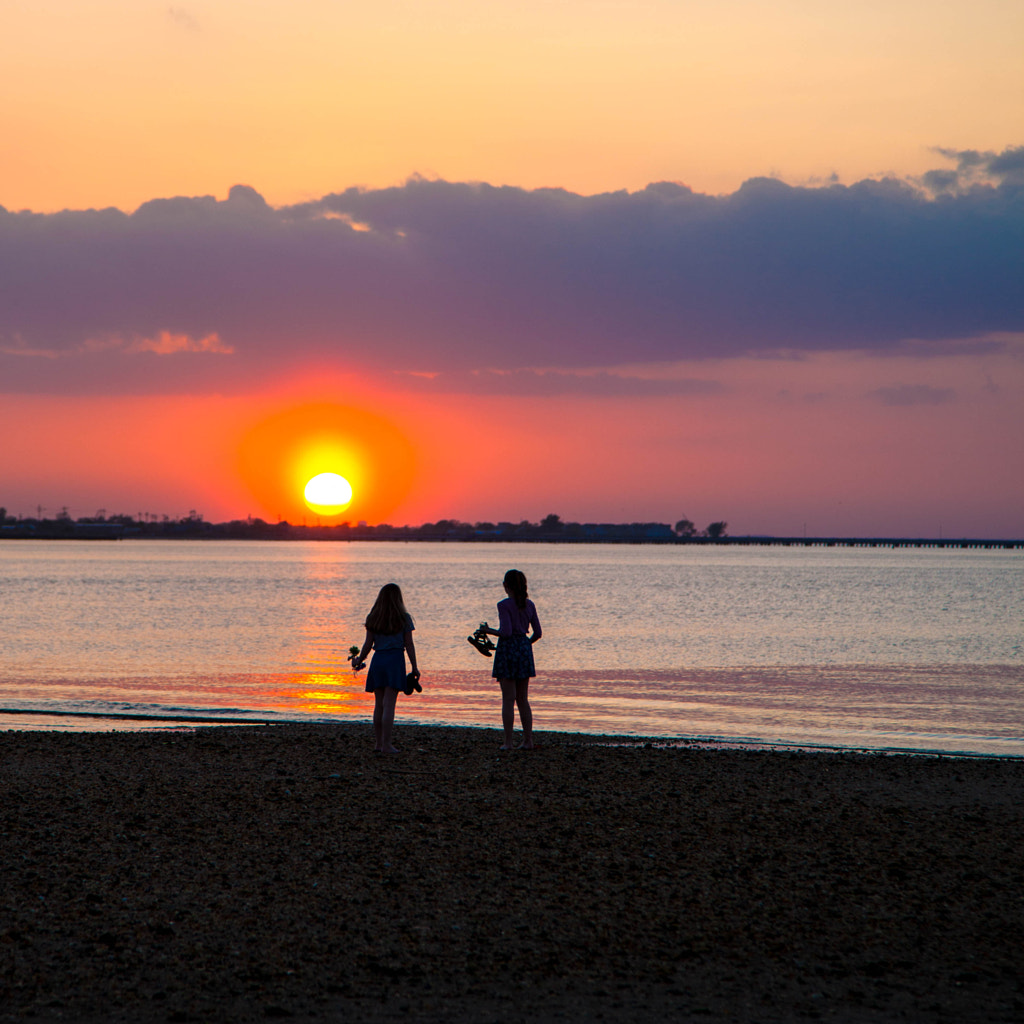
top-left (395, 369), bottom-right (725, 397)
top-left (1, 147), bottom-right (1021, 393)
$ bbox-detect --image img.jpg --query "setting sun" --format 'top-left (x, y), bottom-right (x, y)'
top-left (304, 472), bottom-right (353, 516)
top-left (236, 402), bottom-right (417, 525)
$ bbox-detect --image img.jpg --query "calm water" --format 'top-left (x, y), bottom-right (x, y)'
top-left (0, 540), bottom-right (1021, 754)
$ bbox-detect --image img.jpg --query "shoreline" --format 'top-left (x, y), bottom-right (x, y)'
top-left (2, 706), bottom-right (1022, 760)
top-left (4, 531), bottom-right (1023, 549)
top-left (2, 721), bottom-right (1022, 1022)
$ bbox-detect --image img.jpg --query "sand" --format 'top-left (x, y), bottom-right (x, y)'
top-left (1, 722), bottom-right (1022, 1023)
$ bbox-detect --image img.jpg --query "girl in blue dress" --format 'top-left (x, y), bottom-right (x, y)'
top-left (479, 569), bottom-right (542, 750)
top-left (352, 583), bottom-right (420, 754)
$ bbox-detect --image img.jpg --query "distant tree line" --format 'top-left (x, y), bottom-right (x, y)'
top-left (673, 517), bottom-right (728, 539)
top-left (0, 507), bottom-right (730, 543)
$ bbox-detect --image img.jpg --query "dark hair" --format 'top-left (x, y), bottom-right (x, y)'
top-left (365, 583), bottom-right (410, 635)
top-left (503, 569), bottom-right (528, 610)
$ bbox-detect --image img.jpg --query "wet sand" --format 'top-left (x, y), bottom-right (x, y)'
top-left (1, 723), bottom-right (1022, 1023)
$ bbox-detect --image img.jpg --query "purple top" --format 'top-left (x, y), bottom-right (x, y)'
top-left (497, 597), bottom-right (541, 639)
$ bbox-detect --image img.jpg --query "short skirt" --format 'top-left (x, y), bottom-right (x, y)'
top-left (492, 634), bottom-right (535, 681)
top-left (366, 648), bottom-right (406, 692)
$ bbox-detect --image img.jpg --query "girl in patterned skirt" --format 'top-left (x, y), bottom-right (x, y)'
top-left (352, 583), bottom-right (420, 754)
top-left (479, 569), bottom-right (542, 750)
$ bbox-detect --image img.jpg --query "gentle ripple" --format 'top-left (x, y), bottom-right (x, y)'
top-left (0, 540), bottom-right (1021, 753)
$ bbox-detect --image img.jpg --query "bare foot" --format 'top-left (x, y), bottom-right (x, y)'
top-left (499, 744), bottom-right (514, 751)
top-left (382, 745), bottom-right (400, 754)
top-left (517, 742), bottom-right (537, 750)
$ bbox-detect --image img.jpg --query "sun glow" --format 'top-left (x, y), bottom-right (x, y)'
top-left (304, 472), bottom-right (353, 516)
top-left (236, 402), bottom-right (416, 525)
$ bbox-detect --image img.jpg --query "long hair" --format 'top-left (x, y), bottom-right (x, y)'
top-left (503, 569), bottom-right (528, 610)
top-left (365, 583), bottom-right (410, 635)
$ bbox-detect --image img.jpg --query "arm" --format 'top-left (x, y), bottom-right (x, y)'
top-left (529, 604), bottom-right (542, 644)
top-left (491, 601), bottom-right (513, 637)
top-left (481, 602), bottom-right (509, 637)
top-left (404, 631), bottom-right (420, 678)
top-left (353, 628), bottom-right (373, 670)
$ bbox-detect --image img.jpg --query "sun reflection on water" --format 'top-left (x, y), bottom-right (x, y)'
top-left (268, 670), bottom-right (373, 717)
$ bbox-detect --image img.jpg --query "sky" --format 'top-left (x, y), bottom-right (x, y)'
top-left (1, 0), bottom-right (1022, 537)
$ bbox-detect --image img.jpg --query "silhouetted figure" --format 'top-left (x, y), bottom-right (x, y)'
top-left (352, 583), bottom-right (420, 754)
top-left (479, 569), bottom-right (542, 750)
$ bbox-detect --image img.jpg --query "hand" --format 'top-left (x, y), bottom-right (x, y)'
top-left (411, 668), bottom-right (421, 680)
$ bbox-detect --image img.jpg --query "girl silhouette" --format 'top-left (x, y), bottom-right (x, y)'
top-left (352, 583), bottom-right (420, 753)
top-left (479, 569), bottom-right (542, 749)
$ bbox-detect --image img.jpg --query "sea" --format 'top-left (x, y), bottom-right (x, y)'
top-left (1, 540), bottom-right (1021, 756)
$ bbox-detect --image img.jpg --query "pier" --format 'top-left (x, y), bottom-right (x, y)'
top-left (710, 536), bottom-right (1023, 550)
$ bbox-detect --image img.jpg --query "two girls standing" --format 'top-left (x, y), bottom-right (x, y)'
top-left (356, 569), bottom-right (541, 753)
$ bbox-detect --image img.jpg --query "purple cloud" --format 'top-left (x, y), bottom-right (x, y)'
top-left (928, 145), bottom-right (1024, 192)
top-left (392, 369), bottom-right (724, 397)
top-left (1, 149), bottom-right (1022, 394)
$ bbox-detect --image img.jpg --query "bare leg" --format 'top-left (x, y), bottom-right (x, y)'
top-left (380, 687), bottom-right (400, 754)
top-left (515, 677), bottom-right (534, 748)
top-left (499, 678), bottom-right (517, 749)
top-left (372, 689), bottom-right (385, 751)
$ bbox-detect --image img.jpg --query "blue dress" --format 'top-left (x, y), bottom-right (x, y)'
top-left (365, 615), bottom-right (414, 692)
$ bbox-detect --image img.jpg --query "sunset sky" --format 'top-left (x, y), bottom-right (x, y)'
top-left (1, 0), bottom-right (1022, 536)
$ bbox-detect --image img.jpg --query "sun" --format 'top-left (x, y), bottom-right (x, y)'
top-left (304, 472), bottom-right (353, 516)
top-left (236, 402), bottom-right (416, 524)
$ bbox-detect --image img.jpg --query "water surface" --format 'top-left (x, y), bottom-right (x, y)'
top-left (1, 541), bottom-right (1021, 754)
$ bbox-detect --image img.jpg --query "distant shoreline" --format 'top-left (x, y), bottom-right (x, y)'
top-left (2, 523), bottom-right (1021, 549)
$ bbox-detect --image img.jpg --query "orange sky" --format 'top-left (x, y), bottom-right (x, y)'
top-left (2, 345), bottom-right (1021, 537)
top-left (1, 0), bottom-right (1021, 211)
top-left (1, 1), bottom-right (1022, 537)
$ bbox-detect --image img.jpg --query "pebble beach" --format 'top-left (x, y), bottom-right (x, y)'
top-left (1, 723), bottom-right (1022, 1023)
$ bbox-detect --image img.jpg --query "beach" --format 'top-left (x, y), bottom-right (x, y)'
top-left (1, 723), bottom-right (1021, 1023)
